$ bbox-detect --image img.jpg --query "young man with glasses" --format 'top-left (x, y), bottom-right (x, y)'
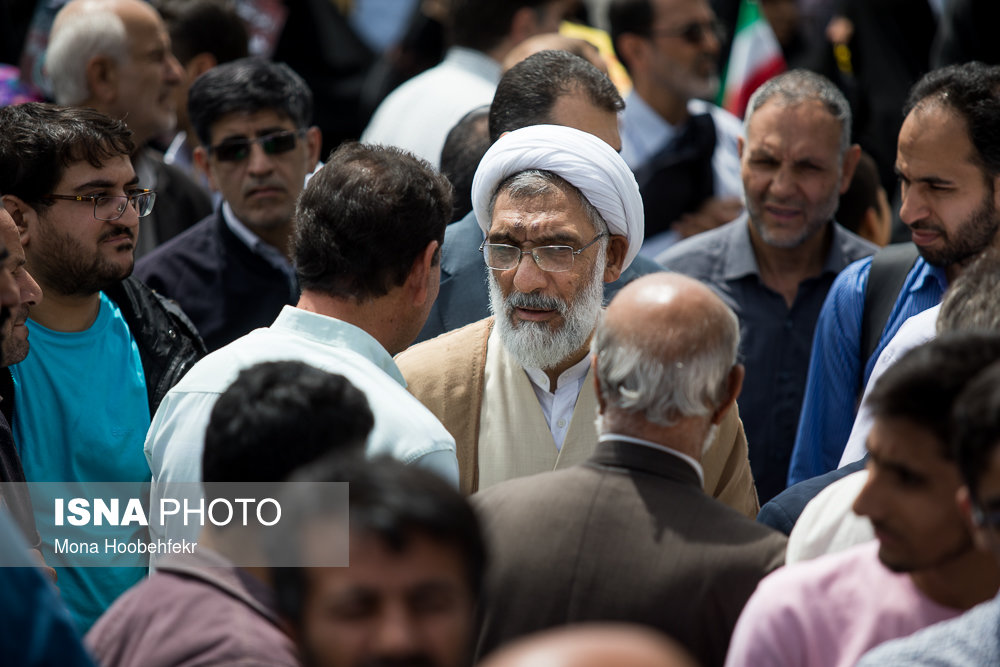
top-left (136, 58), bottom-right (321, 351)
top-left (609, 0), bottom-right (745, 251)
top-left (0, 102), bottom-right (205, 632)
top-left (396, 124), bottom-right (759, 519)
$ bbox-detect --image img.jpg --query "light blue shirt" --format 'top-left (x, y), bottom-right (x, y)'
top-left (13, 292), bottom-right (150, 633)
top-left (145, 306), bottom-right (458, 544)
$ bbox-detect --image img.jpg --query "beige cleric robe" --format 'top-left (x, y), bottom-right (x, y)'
top-left (396, 317), bottom-right (761, 518)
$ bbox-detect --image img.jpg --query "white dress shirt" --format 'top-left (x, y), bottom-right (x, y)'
top-left (523, 355), bottom-right (592, 451)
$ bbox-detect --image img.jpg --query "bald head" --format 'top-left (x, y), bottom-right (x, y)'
top-left (594, 273), bottom-right (741, 432)
top-left (502, 33), bottom-right (608, 74)
top-left (480, 624), bottom-right (698, 667)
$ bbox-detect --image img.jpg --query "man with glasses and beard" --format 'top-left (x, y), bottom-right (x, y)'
top-left (790, 62), bottom-right (1000, 486)
top-left (397, 125), bottom-right (759, 517)
top-left (136, 58), bottom-right (322, 351)
top-left (0, 103), bottom-right (205, 632)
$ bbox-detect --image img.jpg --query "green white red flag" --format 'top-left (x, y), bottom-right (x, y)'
top-left (720, 0), bottom-right (786, 118)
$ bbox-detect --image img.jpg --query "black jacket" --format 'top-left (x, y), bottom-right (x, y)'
top-left (104, 276), bottom-right (207, 415)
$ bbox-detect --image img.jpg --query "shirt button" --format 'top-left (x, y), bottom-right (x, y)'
top-left (557, 419), bottom-right (567, 428)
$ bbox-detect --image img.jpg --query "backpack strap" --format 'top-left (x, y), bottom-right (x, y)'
top-left (858, 243), bottom-right (920, 393)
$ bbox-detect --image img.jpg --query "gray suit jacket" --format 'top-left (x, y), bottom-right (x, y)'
top-left (416, 212), bottom-right (663, 343)
top-left (472, 440), bottom-right (787, 667)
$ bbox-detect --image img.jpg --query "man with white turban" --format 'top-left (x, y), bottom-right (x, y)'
top-left (397, 125), bottom-right (760, 516)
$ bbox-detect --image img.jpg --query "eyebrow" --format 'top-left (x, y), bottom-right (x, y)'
top-left (894, 166), bottom-right (954, 187)
top-left (71, 176), bottom-right (140, 192)
top-left (217, 127), bottom-right (291, 142)
top-left (487, 231), bottom-right (581, 246)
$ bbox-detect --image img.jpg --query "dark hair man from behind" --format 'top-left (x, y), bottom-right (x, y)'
top-left (86, 360), bottom-right (375, 666)
top-left (294, 142), bottom-right (452, 314)
top-left (271, 456), bottom-right (486, 667)
top-left (440, 105), bottom-right (491, 222)
top-left (203, 360), bottom-right (373, 484)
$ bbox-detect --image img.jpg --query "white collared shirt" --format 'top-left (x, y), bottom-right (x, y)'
top-left (599, 432), bottom-right (705, 488)
top-left (522, 355), bottom-right (592, 451)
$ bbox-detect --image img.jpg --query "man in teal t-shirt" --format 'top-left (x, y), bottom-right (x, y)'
top-left (0, 103), bottom-right (205, 632)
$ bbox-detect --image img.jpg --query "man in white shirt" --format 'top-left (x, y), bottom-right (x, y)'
top-left (609, 0), bottom-right (744, 251)
top-left (361, 0), bottom-right (575, 167)
top-left (145, 142), bottom-right (459, 545)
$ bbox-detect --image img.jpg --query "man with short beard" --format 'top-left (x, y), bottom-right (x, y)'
top-left (658, 70), bottom-right (877, 502)
top-left (790, 62), bottom-right (1000, 486)
top-left (397, 125), bottom-right (760, 517)
top-left (0, 103), bottom-right (205, 632)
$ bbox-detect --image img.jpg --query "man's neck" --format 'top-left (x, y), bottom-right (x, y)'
top-left (748, 219), bottom-right (831, 308)
top-left (910, 547), bottom-right (1000, 610)
top-left (28, 286), bottom-right (102, 332)
top-left (634, 80), bottom-right (690, 127)
top-left (296, 290), bottom-right (405, 356)
top-left (542, 336), bottom-right (593, 393)
top-left (251, 222), bottom-right (294, 261)
top-left (601, 412), bottom-right (709, 463)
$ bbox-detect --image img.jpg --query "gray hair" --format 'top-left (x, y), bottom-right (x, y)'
top-left (46, 3), bottom-right (129, 105)
top-left (938, 247), bottom-right (1000, 334)
top-left (594, 302), bottom-right (740, 426)
top-left (744, 69), bottom-right (852, 158)
top-left (488, 169), bottom-right (610, 238)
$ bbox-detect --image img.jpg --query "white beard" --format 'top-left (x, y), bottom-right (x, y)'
top-left (488, 250), bottom-right (606, 371)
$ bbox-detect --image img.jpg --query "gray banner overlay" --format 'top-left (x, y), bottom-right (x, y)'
top-left (0, 482), bottom-right (349, 568)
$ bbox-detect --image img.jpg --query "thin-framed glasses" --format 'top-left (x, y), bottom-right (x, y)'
top-left (649, 19), bottom-right (724, 45)
top-left (44, 189), bottom-right (156, 221)
top-left (209, 129), bottom-right (307, 162)
top-left (480, 233), bottom-right (608, 272)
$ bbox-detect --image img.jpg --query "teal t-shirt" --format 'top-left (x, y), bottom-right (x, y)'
top-left (12, 292), bottom-right (151, 634)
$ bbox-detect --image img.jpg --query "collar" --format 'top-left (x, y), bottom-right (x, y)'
top-left (270, 306), bottom-right (406, 386)
top-left (721, 215), bottom-right (857, 281)
top-left (522, 352), bottom-right (592, 394)
top-left (442, 46), bottom-right (502, 85)
top-left (908, 256), bottom-right (949, 294)
top-left (599, 433), bottom-right (704, 487)
top-left (221, 202), bottom-right (294, 271)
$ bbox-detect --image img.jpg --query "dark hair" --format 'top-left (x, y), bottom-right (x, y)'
top-left (292, 142), bottom-right (453, 300)
top-left (188, 58), bottom-right (313, 147)
top-left (202, 360), bottom-right (373, 484)
top-left (489, 49), bottom-right (624, 142)
top-left (903, 61), bottom-right (1000, 178)
top-left (867, 332), bottom-right (1000, 456)
top-left (0, 103), bottom-right (134, 208)
top-left (153, 0), bottom-right (248, 66)
top-left (440, 105), bottom-right (491, 222)
top-left (608, 0), bottom-right (654, 73)
top-left (450, 0), bottom-right (556, 52)
top-left (836, 151), bottom-right (881, 234)
top-left (952, 360), bottom-right (1000, 501)
top-left (937, 247), bottom-right (1000, 334)
top-left (270, 456), bottom-right (486, 626)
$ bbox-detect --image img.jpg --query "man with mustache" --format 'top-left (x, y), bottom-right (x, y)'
top-left (658, 70), bottom-right (877, 503)
top-left (397, 125), bottom-right (759, 517)
top-left (136, 58), bottom-right (322, 351)
top-left (0, 103), bottom-right (206, 631)
top-left (789, 62), bottom-right (1000, 486)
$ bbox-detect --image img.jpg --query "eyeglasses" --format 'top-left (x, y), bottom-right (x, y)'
top-left (480, 233), bottom-right (608, 272)
top-left (44, 189), bottom-right (156, 221)
top-left (209, 129), bottom-right (307, 162)
top-left (649, 19), bottom-right (724, 45)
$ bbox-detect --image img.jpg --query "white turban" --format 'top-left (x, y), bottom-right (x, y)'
top-left (471, 124), bottom-right (645, 271)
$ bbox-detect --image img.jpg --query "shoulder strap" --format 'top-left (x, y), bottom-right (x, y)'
top-left (859, 243), bottom-right (920, 386)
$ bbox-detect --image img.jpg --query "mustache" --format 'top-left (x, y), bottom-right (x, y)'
top-left (506, 291), bottom-right (567, 314)
top-left (908, 220), bottom-right (944, 233)
top-left (99, 225), bottom-right (134, 242)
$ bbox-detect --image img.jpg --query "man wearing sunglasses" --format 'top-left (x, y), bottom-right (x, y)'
top-left (0, 102), bottom-right (205, 632)
top-left (727, 334), bottom-right (1000, 667)
top-left (609, 0), bottom-right (745, 252)
top-left (397, 124), bottom-right (759, 518)
top-left (857, 357), bottom-right (1000, 665)
top-left (136, 58), bottom-right (321, 351)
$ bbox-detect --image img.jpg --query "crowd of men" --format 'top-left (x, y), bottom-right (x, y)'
top-left (2, 0), bottom-right (1000, 665)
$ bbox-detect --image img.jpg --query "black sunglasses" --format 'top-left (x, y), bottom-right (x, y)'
top-left (649, 19), bottom-right (725, 46)
top-left (209, 129), bottom-right (306, 162)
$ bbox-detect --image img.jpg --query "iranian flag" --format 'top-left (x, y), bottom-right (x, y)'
top-left (720, 0), bottom-right (786, 118)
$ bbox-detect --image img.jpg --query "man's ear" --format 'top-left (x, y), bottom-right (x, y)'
top-left (406, 240), bottom-right (440, 307)
top-left (185, 52), bottom-right (217, 82)
top-left (992, 174), bottom-right (1000, 212)
top-left (592, 355), bottom-right (607, 414)
top-left (3, 195), bottom-right (36, 246)
top-left (602, 235), bottom-right (629, 283)
top-left (193, 146), bottom-right (219, 191)
top-left (614, 33), bottom-right (645, 74)
top-left (710, 364), bottom-right (744, 425)
top-left (508, 6), bottom-right (543, 45)
top-left (839, 144), bottom-right (862, 195)
top-left (304, 126), bottom-right (323, 171)
top-left (957, 486), bottom-right (991, 553)
top-left (84, 55), bottom-right (120, 106)
top-left (737, 135), bottom-right (745, 160)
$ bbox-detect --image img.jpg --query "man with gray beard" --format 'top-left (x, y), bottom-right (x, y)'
top-left (396, 125), bottom-right (760, 517)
